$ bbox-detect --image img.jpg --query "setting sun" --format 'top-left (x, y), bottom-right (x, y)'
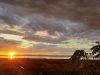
top-left (9, 52), bottom-right (16, 59)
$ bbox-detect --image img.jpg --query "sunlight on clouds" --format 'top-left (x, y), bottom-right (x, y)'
top-left (57, 38), bottom-right (93, 49)
top-left (35, 30), bottom-right (60, 39)
top-left (0, 33), bottom-right (23, 41)
top-left (35, 31), bottom-right (48, 37)
top-left (0, 33), bottom-right (37, 48)
top-left (0, 24), bottom-right (9, 30)
top-left (10, 25), bottom-right (25, 34)
top-left (0, 24), bottom-right (23, 33)
top-left (18, 40), bottom-right (38, 48)
top-left (11, 25), bottom-right (23, 33)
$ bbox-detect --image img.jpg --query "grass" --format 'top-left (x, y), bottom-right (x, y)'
top-left (0, 58), bottom-right (99, 75)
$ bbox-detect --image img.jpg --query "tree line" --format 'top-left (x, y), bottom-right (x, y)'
top-left (70, 41), bottom-right (100, 60)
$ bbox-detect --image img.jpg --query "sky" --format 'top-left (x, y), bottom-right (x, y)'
top-left (0, 0), bottom-right (100, 56)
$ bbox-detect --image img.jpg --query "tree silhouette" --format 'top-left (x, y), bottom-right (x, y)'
top-left (93, 54), bottom-right (100, 58)
top-left (70, 50), bottom-right (88, 61)
top-left (91, 45), bottom-right (100, 54)
top-left (91, 41), bottom-right (100, 58)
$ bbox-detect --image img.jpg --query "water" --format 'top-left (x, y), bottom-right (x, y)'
top-left (0, 55), bottom-right (99, 60)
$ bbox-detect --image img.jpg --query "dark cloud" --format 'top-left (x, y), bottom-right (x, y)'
top-left (0, 0), bottom-right (100, 51)
top-left (0, 3), bottom-right (29, 28)
top-left (0, 30), bottom-right (23, 35)
top-left (23, 35), bottom-right (65, 44)
top-left (23, 15), bottom-right (85, 35)
top-left (0, 0), bottom-right (99, 29)
top-left (0, 2), bottom-right (85, 36)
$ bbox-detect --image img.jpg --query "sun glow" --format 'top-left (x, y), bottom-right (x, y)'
top-left (9, 52), bottom-right (16, 59)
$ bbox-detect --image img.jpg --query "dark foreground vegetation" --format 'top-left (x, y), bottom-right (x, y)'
top-left (0, 58), bottom-right (100, 75)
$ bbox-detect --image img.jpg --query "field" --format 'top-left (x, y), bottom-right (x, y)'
top-left (0, 58), bottom-right (100, 75)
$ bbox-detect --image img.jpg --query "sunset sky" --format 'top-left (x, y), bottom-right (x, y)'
top-left (0, 0), bottom-right (99, 56)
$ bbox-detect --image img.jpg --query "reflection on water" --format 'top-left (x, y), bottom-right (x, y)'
top-left (0, 55), bottom-right (96, 60)
top-left (0, 55), bottom-right (71, 59)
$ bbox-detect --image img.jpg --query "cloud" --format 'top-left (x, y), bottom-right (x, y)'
top-left (0, 0), bottom-right (100, 29)
top-left (58, 38), bottom-right (94, 49)
top-left (0, 33), bottom-right (35, 49)
top-left (0, 30), bottom-right (23, 35)
top-left (21, 15), bottom-right (86, 45)
top-left (0, 38), bottom-right (20, 50)
top-left (0, 1), bottom-right (100, 54)
top-left (24, 14), bottom-right (85, 34)
top-left (0, 2), bottom-right (87, 43)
